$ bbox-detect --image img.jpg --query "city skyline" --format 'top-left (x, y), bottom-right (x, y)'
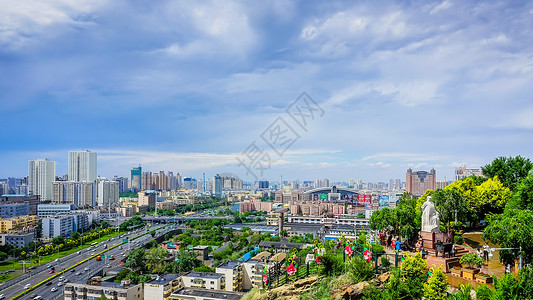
top-left (2, 1), bottom-right (533, 182)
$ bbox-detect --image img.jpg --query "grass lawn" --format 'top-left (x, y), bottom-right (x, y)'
top-left (0, 272), bottom-right (22, 282)
top-left (0, 231), bottom-right (123, 272)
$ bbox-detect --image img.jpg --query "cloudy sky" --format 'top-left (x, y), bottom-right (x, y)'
top-left (1, 0), bottom-right (533, 183)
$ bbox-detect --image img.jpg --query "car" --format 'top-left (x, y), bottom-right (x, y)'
top-left (71, 269), bottom-right (75, 272)
top-left (51, 288), bottom-right (57, 292)
top-left (33, 296), bottom-right (42, 300)
top-left (84, 267), bottom-right (89, 271)
top-left (46, 281), bottom-right (53, 286)
top-left (58, 276), bottom-right (64, 281)
top-left (64, 279), bottom-right (70, 283)
top-left (49, 269), bottom-right (54, 274)
top-left (24, 284), bottom-right (31, 289)
top-left (76, 272), bottom-right (81, 275)
top-left (54, 259), bottom-right (59, 262)
top-left (106, 264), bottom-right (111, 268)
top-left (57, 282), bottom-right (63, 287)
top-left (0, 294), bottom-right (5, 299)
top-left (29, 266), bottom-right (36, 270)
top-left (77, 251), bottom-right (81, 255)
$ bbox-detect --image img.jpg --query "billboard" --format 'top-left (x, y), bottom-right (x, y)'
top-left (379, 195), bottom-right (389, 206)
top-left (358, 194), bottom-right (371, 203)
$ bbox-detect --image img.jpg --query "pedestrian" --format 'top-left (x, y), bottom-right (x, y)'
top-left (387, 233), bottom-right (392, 249)
top-left (396, 238), bottom-right (403, 254)
top-left (483, 242), bottom-right (490, 261)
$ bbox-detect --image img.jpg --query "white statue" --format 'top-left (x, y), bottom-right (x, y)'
top-left (421, 196), bottom-right (440, 232)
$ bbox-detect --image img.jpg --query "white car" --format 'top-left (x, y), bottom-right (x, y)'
top-left (84, 267), bottom-right (89, 271)
top-left (57, 282), bottom-right (63, 286)
top-left (0, 294), bottom-right (5, 299)
top-left (51, 288), bottom-right (58, 292)
top-left (24, 284), bottom-right (31, 289)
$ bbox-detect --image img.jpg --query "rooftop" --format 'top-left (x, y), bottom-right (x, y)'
top-left (147, 274), bottom-right (180, 285)
top-left (216, 260), bottom-right (242, 269)
top-left (184, 272), bottom-right (223, 279)
top-left (172, 287), bottom-right (244, 300)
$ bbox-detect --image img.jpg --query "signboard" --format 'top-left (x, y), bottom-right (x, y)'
top-left (320, 194), bottom-right (328, 201)
top-left (379, 195), bottom-right (389, 206)
top-left (123, 238), bottom-right (129, 243)
top-left (358, 195), bottom-right (371, 203)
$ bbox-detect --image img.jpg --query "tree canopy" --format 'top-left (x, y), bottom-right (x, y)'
top-left (481, 156), bottom-right (533, 191)
top-left (483, 209), bottom-right (533, 265)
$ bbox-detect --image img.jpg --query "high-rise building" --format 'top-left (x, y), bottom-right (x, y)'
top-left (28, 158), bottom-right (56, 201)
top-left (323, 178), bottom-right (330, 188)
top-left (68, 150), bottom-right (97, 182)
top-left (97, 180), bottom-right (119, 208)
top-left (258, 181), bottom-right (269, 189)
top-left (113, 176), bottom-right (129, 193)
top-left (142, 172), bottom-right (153, 190)
top-left (213, 174), bottom-right (222, 197)
top-left (52, 181), bottom-right (95, 208)
top-left (406, 168), bottom-right (436, 196)
top-left (176, 173), bottom-right (182, 189)
top-left (130, 166), bottom-right (142, 192)
top-left (454, 165), bottom-right (482, 181)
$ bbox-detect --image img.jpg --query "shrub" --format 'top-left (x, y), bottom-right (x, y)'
top-left (475, 284), bottom-right (493, 300)
top-left (454, 235), bottom-right (464, 245)
top-left (346, 256), bottom-right (375, 283)
top-left (317, 253), bottom-right (344, 277)
top-left (381, 256), bottom-right (391, 268)
top-left (460, 253), bottom-right (483, 269)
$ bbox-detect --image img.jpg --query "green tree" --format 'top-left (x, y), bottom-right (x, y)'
top-left (369, 207), bottom-right (395, 231)
top-left (483, 209), bottom-right (533, 265)
top-left (474, 177), bottom-right (511, 218)
top-left (481, 156), bottom-right (533, 191)
top-left (70, 231), bottom-right (80, 240)
top-left (0, 251), bottom-right (7, 261)
top-left (52, 236), bottom-right (65, 246)
top-left (422, 266), bottom-right (447, 300)
top-left (194, 265), bottom-right (215, 272)
top-left (166, 251), bottom-right (202, 274)
top-left (124, 248), bottom-right (146, 271)
top-left (474, 285), bottom-right (493, 300)
top-left (506, 171), bottom-right (533, 211)
top-left (432, 189), bottom-right (467, 232)
top-left (145, 247), bottom-right (169, 274)
top-left (400, 253), bottom-right (427, 299)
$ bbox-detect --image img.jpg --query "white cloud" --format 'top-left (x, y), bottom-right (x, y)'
top-left (430, 1), bottom-right (453, 15)
top-left (0, 0), bottom-right (106, 49)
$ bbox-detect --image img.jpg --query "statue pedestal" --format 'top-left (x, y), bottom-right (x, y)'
top-left (420, 231), bottom-right (451, 251)
top-left (419, 231), bottom-right (435, 251)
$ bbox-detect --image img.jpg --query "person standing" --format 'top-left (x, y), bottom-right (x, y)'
top-left (483, 242), bottom-right (490, 261)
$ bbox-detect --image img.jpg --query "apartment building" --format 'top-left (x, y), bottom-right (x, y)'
top-left (215, 261), bottom-right (243, 292)
top-left (64, 280), bottom-right (143, 300)
top-left (180, 272), bottom-right (225, 291)
top-left (144, 274), bottom-right (181, 300)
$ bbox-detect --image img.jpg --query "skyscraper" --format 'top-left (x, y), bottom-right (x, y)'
top-left (68, 150), bottom-right (97, 182)
top-left (213, 174), bottom-right (222, 197)
top-left (130, 166), bottom-right (142, 192)
top-left (28, 158), bottom-right (56, 201)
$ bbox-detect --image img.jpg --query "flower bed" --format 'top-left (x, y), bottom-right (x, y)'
top-left (462, 268), bottom-right (480, 280)
top-left (475, 272), bottom-right (493, 284)
top-left (450, 266), bottom-right (462, 277)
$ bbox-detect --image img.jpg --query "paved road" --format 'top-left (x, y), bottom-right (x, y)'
top-left (2, 225), bottom-right (173, 300)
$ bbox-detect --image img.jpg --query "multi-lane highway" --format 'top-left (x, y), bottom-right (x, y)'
top-left (2, 225), bottom-right (174, 300)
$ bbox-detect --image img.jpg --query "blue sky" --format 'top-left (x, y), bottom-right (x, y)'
top-left (1, 0), bottom-right (533, 182)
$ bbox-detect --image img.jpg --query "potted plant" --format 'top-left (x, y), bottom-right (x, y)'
top-left (475, 272), bottom-right (493, 284)
top-left (450, 265), bottom-right (462, 277)
top-left (460, 253), bottom-right (483, 280)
